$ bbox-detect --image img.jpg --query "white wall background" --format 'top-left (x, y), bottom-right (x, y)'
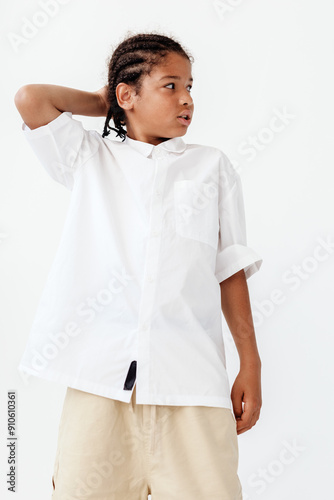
top-left (1, 0), bottom-right (333, 498)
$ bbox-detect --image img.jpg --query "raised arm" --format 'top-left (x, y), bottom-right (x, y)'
top-left (14, 84), bottom-right (109, 130)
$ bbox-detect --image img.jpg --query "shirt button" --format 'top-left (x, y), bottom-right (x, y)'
top-left (147, 274), bottom-right (155, 282)
top-left (156, 190), bottom-right (161, 197)
top-left (142, 322), bottom-right (148, 330)
top-left (152, 229), bottom-right (160, 236)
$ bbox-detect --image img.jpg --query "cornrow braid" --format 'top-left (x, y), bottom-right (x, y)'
top-left (102, 31), bottom-right (194, 141)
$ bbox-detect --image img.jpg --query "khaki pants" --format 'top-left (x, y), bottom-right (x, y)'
top-left (51, 383), bottom-right (243, 499)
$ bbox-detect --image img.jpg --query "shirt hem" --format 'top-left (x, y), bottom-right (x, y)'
top-left (17, 363), bottom-right (232, 409)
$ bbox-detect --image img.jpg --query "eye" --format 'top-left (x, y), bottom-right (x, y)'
top-left (165, 83), bottom-right (192, 91)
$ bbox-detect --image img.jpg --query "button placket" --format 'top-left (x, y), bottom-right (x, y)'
top-left (136, 152), bottom-right (169, 401)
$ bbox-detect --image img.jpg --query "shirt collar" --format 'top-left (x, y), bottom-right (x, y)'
top-left (124, 135), bottom-right (187, 157)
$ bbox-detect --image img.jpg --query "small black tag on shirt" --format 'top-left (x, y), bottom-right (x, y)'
top-left (123, 360), bottom-right (137, 390)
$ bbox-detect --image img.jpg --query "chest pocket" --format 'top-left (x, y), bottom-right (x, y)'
top-left (174, 180), bottom-right (219, 250)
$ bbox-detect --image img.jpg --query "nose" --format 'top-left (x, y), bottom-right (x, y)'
top-left (180, 89), bottom-right (193, 106)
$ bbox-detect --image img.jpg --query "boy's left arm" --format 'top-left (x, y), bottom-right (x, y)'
top-left (219, 269), bottom-right (262, 435)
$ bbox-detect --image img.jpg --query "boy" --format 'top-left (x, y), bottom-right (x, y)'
top-left (15, 39), bottom-right (262, 500)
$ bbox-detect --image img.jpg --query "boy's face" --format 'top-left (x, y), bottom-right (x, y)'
top-left (116, 52), bottom-right (194, 145)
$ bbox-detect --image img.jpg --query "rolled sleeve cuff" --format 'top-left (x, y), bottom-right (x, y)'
top-left (22, 111), bottom-right (73, 138)
top-left (215, 243), bottom-right (263, 283)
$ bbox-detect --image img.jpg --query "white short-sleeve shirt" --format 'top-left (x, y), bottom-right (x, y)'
top-left (17, 111), bottom-right (263, 409)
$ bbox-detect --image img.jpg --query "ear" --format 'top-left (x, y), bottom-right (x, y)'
top-left (115, 83), bottom-right (135, 112)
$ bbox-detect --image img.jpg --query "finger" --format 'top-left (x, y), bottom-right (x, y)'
top-left (236, 409), bottom-right (261, 434)
top-left (236, 403), bottom-right (258, 432)
top-left (231, 395), bottom-right (244, 420)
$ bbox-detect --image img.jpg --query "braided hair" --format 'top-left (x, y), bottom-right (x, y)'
top-left (102, 31), bottom-right (194, 141)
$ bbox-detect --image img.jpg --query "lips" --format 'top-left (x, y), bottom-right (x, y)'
top-left (177, 116), bottom-right (191, 127)
top-left (177, 110), bottom-right (192, 120)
